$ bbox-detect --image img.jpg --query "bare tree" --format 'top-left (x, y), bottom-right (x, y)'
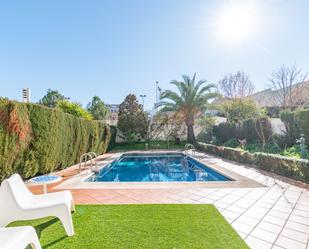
top-left (218, 71), bottom-right (255, 99)
top-left (269, 65), bottom-right (308, 108)
top-left (254, 117), bottom-right (272, 150)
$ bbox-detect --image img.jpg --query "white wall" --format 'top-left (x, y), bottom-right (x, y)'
top-left (270, 118), bottom-right (286, 135)
top-left (114, 117), bottom-right (286, 143)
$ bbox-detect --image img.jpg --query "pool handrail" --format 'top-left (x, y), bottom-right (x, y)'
top-left (79, 152), bottom-right (98, 172)
top-left (184, 144), bottom-right (195, 155)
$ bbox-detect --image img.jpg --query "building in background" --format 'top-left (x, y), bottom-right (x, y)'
top-left (248, 80), bottom-right (309, 108)
top-left (105, 104), bottom-right (119, 126)
top-left (22, 88), bottom-right (31, 103)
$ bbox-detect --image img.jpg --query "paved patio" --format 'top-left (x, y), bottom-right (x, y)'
top-left (28, 151), bottom-right (309, 249)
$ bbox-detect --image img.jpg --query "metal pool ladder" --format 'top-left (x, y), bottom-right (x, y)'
top-left (79, 152), bottom-right (98, 172)
top-left (184, 144), bottom-right (195, 156)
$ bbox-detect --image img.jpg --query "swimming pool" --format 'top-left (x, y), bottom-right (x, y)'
top-left (87, 153), bottom-right (231, 182)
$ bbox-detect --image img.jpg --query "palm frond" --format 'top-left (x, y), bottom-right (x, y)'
top-left (195, 79), bottom-right (207, 91)
top-left (158, 74), bottom-right (218, 122)
top-left (196, 84), bottom-right (217, 98)
top-left (196, 92), bottom-right (219, 104)
top-left (160, 90), bottom-right (183, 104)
top-left (158, 105), bottom-right (177, 113)
top-left (155, 100), bottom-right (175, 109)
top-left (182, 74), bottom-right (191, 86)
top-left (170, 80), bottom-right (187, 99)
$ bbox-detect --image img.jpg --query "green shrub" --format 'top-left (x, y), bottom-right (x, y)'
top-left (280, 110), bottom-right (300, 146)
top-left (0, 100), bottom-right (111, 180)
top-left (241, 118), bottom-right (272, 143)
top-left (213, 118), bottom-right (272, 144)
top-left (196, 143), bottom-right (255, 165)
top-left (196, 115), bottom-right (216, 144)
top-left (223, 138), bottom-right (239, 148)
top-left (212, 122), bottom-right (236, 143)
top-left (279, 108), bottom-right (309, 147)
top-left (295, 108), bottom-right (309, 145)
top-left (220, 147), bottom-right (253, 164)
top-left (244, 141), bottom-right (281, 154)
top-left (56, 100), bottom-right (93, 120)
top-left (220, 99), bottom-right (259, 123)
top-left (272, 134), bottom-right (289, 149)
top-left (196, 130), bottom-right (212, 143)
top-left (282, 145), bottom-right (309, 159)
top-left (255, 153), bottom-right (309, 182)
top-left (197, 142), bottom-right (309, 183)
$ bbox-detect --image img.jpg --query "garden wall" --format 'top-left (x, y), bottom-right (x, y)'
top-left (0, 99), bottom-right (111, 180)
top-left (196, 143), bottom-right (309, 183)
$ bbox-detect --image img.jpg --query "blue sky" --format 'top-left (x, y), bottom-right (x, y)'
top-left (0, 0), bottom-right (308, 110)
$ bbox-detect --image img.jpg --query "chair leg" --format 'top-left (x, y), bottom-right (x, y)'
top-left (30, 240), bottom-right (42, 249)
top-left (71, 199), bottom-right (76, 213)
top-left (29, 228), bottom-right (42, 249)
top-left (57, 208), bottom-right (74, 236)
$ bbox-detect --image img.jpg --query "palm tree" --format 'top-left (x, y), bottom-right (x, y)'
top-left (156, 74), bottom-right (218, 144)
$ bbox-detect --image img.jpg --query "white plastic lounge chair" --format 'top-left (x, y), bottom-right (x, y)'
top-left (0, 174), bottom-right (75, 236)
top-left (0, 226), bottom-right (42, 249)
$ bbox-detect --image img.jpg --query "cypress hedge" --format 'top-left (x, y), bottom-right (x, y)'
top-left (0, 99), bottom-right (111, 180)
top-left (295, 108), bottom-right (309, 145)
top-left (107, 125), bottom-right (117, 151)
top-left (196, 143), bottom-right (309, 183)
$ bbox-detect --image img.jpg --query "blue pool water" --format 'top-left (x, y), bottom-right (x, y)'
top-left (87, 153), bottom-right (231, 182)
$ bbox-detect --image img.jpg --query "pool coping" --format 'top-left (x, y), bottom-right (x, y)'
top-left (55, 150), bottom-right (264, 189)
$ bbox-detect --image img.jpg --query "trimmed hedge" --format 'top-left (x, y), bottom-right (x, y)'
top-left (107, 125), bottom-right (117, 151)
top-left (0, 99), bottom-right (111, 180)
top-left (196, 143), bottom-right (255, 165)
top-left (254, 152), bottom-right (309, 181)
top-left (196, 143), bottom-right (309, 183)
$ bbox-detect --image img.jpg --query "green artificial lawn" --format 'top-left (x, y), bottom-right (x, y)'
top-left (111, 141), bottom-right (187, 152)
top-left (10, 205), bottom-right (248, 249)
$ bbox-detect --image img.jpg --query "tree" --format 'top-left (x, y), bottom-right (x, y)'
top-left (163, 113), bottom-right (186, 143)
top-left (197, 115), bottom-right (216, 133)
top-left (280, 110), bottom-right (300, 146)
top-left (196, 115), bottom-right (216, 143)
top-left (219, 71), bottom-right (255, 99)
top-left (56, 100), bottom-right (92, 120)
top-left (269, 65), bottom-right (308, 108)
top-left (220, 99), bottom-right (260, 123)
top-left (156, 73), bottom-right (218, 144)
top-left (148, 112), bottom-right (186, 142)
top-left (39, 89), bottom-right (66, 108)
top-left (254, 117), bottom-right (272, 150)
top-left (117, 94), bottom-right (148, 142)
top-left (219, 98), bottom-right (270, 148)
top-left (87, 96), bottom-right (109, 120)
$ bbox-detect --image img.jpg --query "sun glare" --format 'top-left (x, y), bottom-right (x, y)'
top-left (214, 1), bottom-right (259, 44)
